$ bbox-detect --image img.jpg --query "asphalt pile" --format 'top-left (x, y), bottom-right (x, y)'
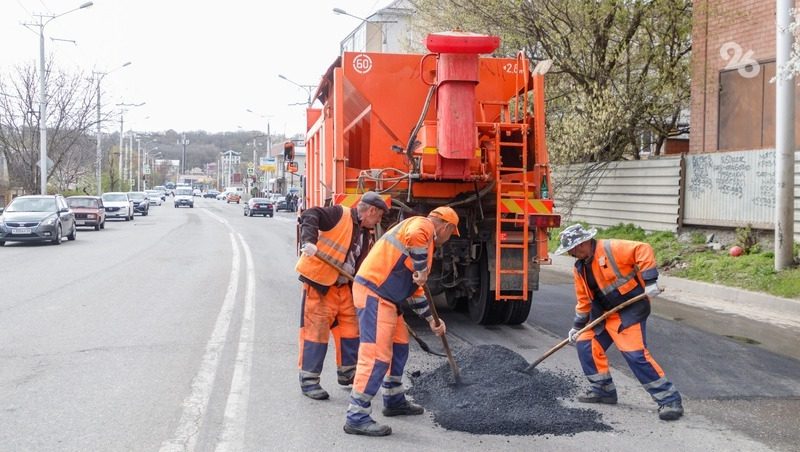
top-left (408, 344), bottom-right (611, 436)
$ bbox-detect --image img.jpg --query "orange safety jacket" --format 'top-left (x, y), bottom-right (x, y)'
top-left (572, 239), bottom-right (659, 332)
top-left (295, 206), bottom-right (354, 286)
top-left (353, 216), bottom-right (433, 311)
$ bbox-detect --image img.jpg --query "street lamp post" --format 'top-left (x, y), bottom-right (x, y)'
top-left (277, 75), bottom-right (316, 107)
top-left (94, 62), bottom-right (131, 195)
top-left (332, 7), bottom-right (396, 54)
top-left (115, 102), bottom-right (145, 191)
top-left (24, 1), bottom-right (93, 194)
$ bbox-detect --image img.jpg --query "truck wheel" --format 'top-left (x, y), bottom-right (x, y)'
top-left (501, 292), bottom-right (533, 325)
top-left (468, 243), bottom-right (505, 325)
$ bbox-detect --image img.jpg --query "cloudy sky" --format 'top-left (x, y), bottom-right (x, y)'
top-left (0, 0), bottom-right (387, 136)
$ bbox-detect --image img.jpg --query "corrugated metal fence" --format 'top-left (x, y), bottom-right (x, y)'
top-left (552, 149), bottom-right (800, 240)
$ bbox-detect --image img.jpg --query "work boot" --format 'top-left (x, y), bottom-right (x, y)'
top-left (658, 400), bottom-right (684, 421)
top-left (576, 390), bottom-right (618, 405)
top-left (301, 387), bottom-right (329, 401)
top-left (338, 374), bottom-right (354, 386)
top-left (382, 401), bottom-right (424, 417)
top-left (343, 421), bottom-right (392, 437)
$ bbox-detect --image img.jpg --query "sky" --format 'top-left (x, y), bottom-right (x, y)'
top-left (0, 0), bottom-right (388, 136)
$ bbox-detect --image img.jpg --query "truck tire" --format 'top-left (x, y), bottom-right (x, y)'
top-left (468, 244), bottom-right (505, 325)
top-left (501, 292), bottom-right (533, 325)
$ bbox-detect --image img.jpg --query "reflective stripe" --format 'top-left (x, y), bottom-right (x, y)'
top-left (319, 235), bottom-right (349, 255)
top-left (642, 376), bottom-right (669, 390)
top-left (600, 240), bottom-right (640, 295)
top-left (384, 233), bottom-right (411, 257)
top-left (299, 370), bottom-right (320, 379)
top-left (382, 386), bottom-right (405, 396)
top-left (590, 382), bottom-right (617, 393)
top-left (652, 387), bottom-right (677, 401)
top-left (347, 402), bottom-right (371, 414)
top-left (316, 250), bottom-right (345, 268)
top-left (350, 390), bottom-right (372, 403)
top-left (384, 375), bottom-right (402, 384)
top-left (586, 372), bottom-right (612, 383)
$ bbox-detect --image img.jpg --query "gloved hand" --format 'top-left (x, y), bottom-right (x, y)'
top-left (412, 269), bottom-right (429, 286)
top-left (645, 283), bottom-right (662, 298)
top-left (342, 262), bottom-right (355, 275)
top-left (428, 317), bottom-right (446, 337)
top-left (568, 327), bottom-right (581, 344)
top-left (301, 242), bottom-right (318, 257)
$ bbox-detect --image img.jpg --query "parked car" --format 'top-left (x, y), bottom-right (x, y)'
top-left (153, 186), bottom-right (168, 200)
top-left (145, 190), bottom-right (163, 206)
top-left (0, 194), bottom-right (77, 246)
top-left (204, 189), bottom-right (220, 199)
top-left (193, 188), bottom-right (202, 197)
top-left (102, 192), bottom-right (134, 221)
top-left (127, 192), bottom-right (150, 216)
top-left (274, 196), bottom-right (288, 212)
top-left (174, 187), bottom-right (194, 208)
top-left (226, 192), bottom-right (241, 204)
top-left (216, 191), bottom-right (229, 200)
top-left (244, 197), bottom-right (274, 217)
top-left (66, 196), bottom-right (106, 231)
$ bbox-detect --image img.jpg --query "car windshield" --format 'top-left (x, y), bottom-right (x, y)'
top-left (176, 189), bottom-right (193, 195)
top-left (103, 194), bottom-right (127, 202)
top-left (251, 198), bottom-right (268, 203)
top-left (145, 191), bottom-right (159, 196)
top-left (128, 192), bottom-right (146, 201)
top-left (7, 197), bottom-right (56, 212)
top-left (67, 198), bottom-right (98, 208)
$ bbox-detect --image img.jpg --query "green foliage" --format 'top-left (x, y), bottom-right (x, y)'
top-left (549, 222), bottom-right (800, 298)
top-left (734, 225), bottom-right (759, 254)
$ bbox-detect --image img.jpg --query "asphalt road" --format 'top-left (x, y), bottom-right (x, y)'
top-left (0, 197), bottom-right (796, 451)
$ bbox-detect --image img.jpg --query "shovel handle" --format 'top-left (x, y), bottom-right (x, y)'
top-left (525, 291), bottom-right (651, 372)
top-left (423, 285), bottom-right (461, 382)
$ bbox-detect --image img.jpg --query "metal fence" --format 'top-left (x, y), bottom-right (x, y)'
top-left (553, 149), bottom-right (800, 241)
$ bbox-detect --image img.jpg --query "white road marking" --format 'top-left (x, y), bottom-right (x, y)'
top-left (159, 233), bottom-right (240, 452)
top-left (215, 234), bottom-right (256, 452)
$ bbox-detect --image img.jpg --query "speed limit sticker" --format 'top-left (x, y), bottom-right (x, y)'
top-left (353, 54), bottom-right (373, 74)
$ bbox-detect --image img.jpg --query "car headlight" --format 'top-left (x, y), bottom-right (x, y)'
top-left (87, 213), bottom-right (96, 219)
top-left (42, 215), bottom-right (57, 226)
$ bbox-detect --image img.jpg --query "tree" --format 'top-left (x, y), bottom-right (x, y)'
top-left (410, 0), bottom-right (692, 163)
top-left (0, 60), bottom-right (98, 194)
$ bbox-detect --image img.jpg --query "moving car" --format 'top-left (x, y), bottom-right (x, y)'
top-left (153, 186), bottom-right (168, 200)
top-left (66, 196), bottom-right (106, 230)
top-left (204, 189), bottom-right (220, 199)
top-left (127, 192), bottom-right (150, 216)
top-left (145, 190), bottom-right (163, 206)
top-left (174, 187), bottom-right (194, 208)
top-left (244, 197), bottom-right (274, 217)
top-left (274, 196), bottom-right (288, 211)
top-left (192, 188), bottom-right (202, 197)
top-left (226, 192), bottom-right (241, 204)
top-left (0, 194), bottom-right (77, 246)
top-left (102, 192), bottom-right (134, 221)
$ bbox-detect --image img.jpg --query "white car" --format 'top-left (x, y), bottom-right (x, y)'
top-left (101, 192), bottom-right (134, 221)
top-left (174, 187), bottom-right (195, 208)
top-left (145, 190), bottom-right (163, 206)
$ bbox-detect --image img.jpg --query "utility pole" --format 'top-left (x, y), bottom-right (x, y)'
top-left (178, 133), bottom-right (189, 176)
top-left (117, 114), bottom-right (123, 191)
top-left (776, 0), bottom-right (795, 270)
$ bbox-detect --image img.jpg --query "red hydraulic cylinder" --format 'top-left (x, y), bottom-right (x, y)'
top-left (426, 32), bottom-right (500, 179)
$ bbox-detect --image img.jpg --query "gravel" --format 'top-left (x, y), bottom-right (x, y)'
top-left (407, 344), bottom-right (612, 436)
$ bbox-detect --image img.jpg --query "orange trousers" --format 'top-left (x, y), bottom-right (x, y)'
top-left (298, 283), bottom-right (359, 393)
top-left (576, 312), bottom-right (681, 405)
top-left (346, 283), bottom-right (410, 426)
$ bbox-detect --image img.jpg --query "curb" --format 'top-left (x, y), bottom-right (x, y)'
top-left (547, 255), bottom-right (800, 329)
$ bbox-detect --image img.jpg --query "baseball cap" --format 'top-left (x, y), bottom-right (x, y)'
top-left (359, 191), bottom-right (389, 212)
top-left (429, 206), bottom-right (460, 236)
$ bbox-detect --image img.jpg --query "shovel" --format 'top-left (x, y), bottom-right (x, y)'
top-left (423, 285), bottom-right (462, 384)
top-left (524, 291), bottom-right (652, 373)
top-left (312, 253), bottom-right (444, 357)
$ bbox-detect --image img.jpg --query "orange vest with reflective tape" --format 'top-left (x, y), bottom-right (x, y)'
top-left (295, 207), bottom-right (354, 286)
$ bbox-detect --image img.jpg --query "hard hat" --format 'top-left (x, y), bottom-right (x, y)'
top-left (429, 206), bottom-right (460, 236)
top-left (554, 224), bottom-right (597, 255)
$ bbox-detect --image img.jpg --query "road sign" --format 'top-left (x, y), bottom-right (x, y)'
top-left (247, 162), bottom-right (255, 169)
top-left (259, 176), bottom-right (266, 182)
top-left (247, 167), bottom-right (254, 176)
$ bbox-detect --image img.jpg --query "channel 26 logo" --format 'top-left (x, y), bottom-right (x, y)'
top-left (720, 42), bottom-right (760, 78)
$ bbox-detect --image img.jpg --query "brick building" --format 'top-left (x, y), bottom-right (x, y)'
top-left (691, 0), bottom-right (800, 153)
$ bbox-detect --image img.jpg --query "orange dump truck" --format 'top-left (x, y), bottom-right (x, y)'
top-left (301, 32), bottom-right (560, 325)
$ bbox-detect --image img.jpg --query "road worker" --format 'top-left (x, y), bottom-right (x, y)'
top-left (555, 223), bottom-right (684, 421)
top-left (295, 192), bottom-right (389, 400)
top-left (343, 206), bottom-right (459, 437)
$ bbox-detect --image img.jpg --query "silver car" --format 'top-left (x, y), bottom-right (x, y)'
top-left (0, 195), bottom-right (77, 246)
top-left (101, 192), bottom-right (134, 221)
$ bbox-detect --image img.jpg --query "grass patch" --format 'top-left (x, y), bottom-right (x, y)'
top-left (549, 223), bottom-right (800, 299)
